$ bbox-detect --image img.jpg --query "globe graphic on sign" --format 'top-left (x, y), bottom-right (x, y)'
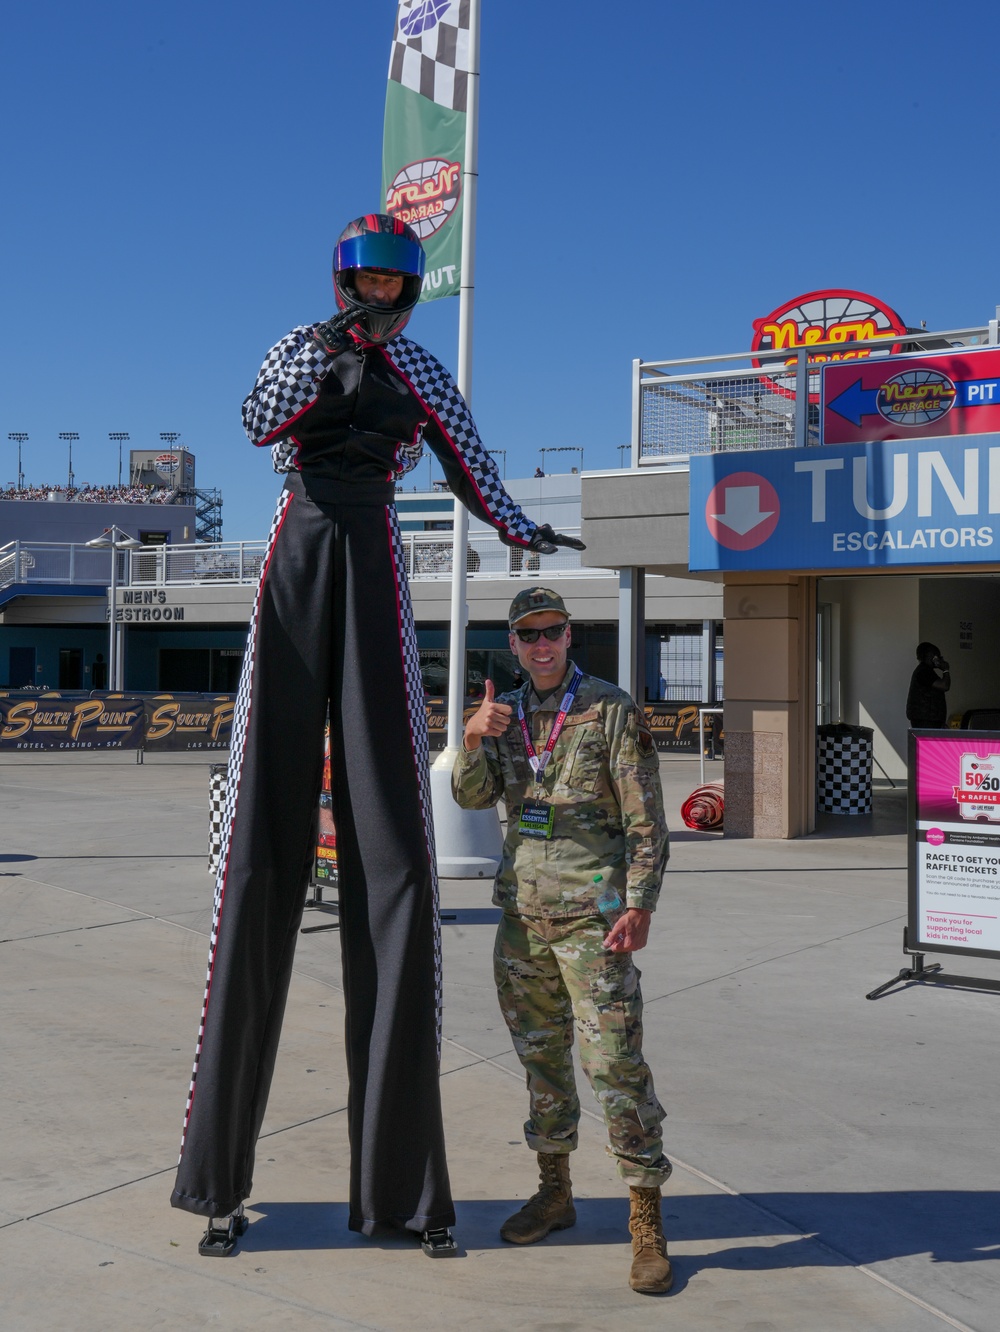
top-left (400, 0), bottom-right (452, 37)
top-left (876, 368), bottom-right (957, 427)
top-left (752, 289), bottom-right (906, 402)
top-left (386, 157), bottom-right (461, 239)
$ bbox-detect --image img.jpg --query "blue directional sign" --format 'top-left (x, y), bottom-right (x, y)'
top-left (688, 433), bottom-right (1000, 572)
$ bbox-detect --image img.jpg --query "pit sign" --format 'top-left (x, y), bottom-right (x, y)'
top-left (822, 346), bottom-right (1000, 445)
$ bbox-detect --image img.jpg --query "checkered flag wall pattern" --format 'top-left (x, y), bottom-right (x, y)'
top-left (389, 0), bottom-right (471, 111)
top-left (816, 732), bottom-right (873, 815)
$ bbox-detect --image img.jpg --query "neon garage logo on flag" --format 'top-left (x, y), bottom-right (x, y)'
top-left (399, 0), bottom-right (453, 38)
top-left (386, 157), bottom-right (462, 238)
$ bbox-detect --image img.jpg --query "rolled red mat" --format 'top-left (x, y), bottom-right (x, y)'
top-left (680, 781), bottom-right (724, 831)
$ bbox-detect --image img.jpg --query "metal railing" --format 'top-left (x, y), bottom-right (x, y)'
top-left (0, 530), bottom-right (598, 593)
top-left (0, 541), bottom-right (120, 592)
top-left (634, 322), bottom-right (997, 464)
top-left (123, 532), bottom-right (596, 586)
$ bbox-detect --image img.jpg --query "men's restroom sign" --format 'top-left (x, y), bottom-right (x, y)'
top-left (704, 471), bottom-right (780, 550)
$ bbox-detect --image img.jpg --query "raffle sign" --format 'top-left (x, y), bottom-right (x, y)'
top-left (910, 729), bottom-right (1000, 959)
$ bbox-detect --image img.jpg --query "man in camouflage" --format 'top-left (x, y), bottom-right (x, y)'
top-left (452, 588), bottom-right (673, 1295)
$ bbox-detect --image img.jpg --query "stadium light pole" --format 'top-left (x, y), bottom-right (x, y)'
top-left (109, 433), bottom-right (129, 487)
top-left (539, 445), bottom-right (584, 475)
top-left (488, 449), bottom-right (506, 479)
top-left (8, 433), bottom-right (27, 489)
top-left (59, 432), bottom-right (79, 490)
top-left (85, 526), bottom-right (144, 690)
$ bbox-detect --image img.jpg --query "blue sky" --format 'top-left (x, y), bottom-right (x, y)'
top-left (2, 1), bottom-right (998, 538)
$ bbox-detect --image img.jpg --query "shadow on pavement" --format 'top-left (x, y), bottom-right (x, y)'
top-left (241, 1191), bottom-right (1000, 1269)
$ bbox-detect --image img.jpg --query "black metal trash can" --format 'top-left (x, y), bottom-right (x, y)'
top-left (208, 763), bottom-right (228, 872)
top-left (816, 723), bottom-right (873, 814)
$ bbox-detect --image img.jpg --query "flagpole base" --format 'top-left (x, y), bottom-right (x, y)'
top-left (429, 747), bottom-right (503, 879)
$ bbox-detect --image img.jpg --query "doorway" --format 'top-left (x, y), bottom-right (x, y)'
top-left (58, 648), bottom-right (83, 689)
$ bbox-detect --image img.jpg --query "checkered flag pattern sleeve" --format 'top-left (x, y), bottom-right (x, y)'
top-left (389, 0), bottom-right (470, 112)
top-left (242, 325), bottom-right (335, 471)
top-left (383, 336), bottom-right (537, 547)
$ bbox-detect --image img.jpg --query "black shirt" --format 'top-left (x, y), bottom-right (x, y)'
top-left (906, 662), bottom-right (947, 726)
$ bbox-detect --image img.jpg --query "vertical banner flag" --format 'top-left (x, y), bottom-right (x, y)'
top-left (383, 1), bottom-right (470, 304)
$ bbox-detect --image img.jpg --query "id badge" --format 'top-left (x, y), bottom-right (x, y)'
top-left (518, 799), bottom-right (555, 839)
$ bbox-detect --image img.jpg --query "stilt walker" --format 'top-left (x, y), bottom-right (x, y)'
top-left (169, 212), bottom-right (584, 1255)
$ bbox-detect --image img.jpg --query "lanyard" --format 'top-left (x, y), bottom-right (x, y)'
top-left (517, 668), bottom-right (583, 786)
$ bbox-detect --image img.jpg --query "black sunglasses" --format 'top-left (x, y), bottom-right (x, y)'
top-left (513, 624), bottom-right (568, 643)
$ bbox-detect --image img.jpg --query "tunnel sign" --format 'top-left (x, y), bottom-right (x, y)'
top-left (823, 347), bottom-right (1000, 445)
top-left (689, 433), bottom-right (1000, 572)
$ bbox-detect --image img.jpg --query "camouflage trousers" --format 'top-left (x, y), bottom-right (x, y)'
top-left (493, 912), bottom-right (671, 1188)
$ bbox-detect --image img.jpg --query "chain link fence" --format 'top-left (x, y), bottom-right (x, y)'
top-left (639, 367), bottom-right (809, 460)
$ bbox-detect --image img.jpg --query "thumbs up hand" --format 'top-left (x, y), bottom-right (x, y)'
top-left (463, 678), bottom-right (513, 751)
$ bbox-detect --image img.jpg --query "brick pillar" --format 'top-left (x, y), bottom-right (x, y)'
top-left (722, 574), bottom-right (816, 839)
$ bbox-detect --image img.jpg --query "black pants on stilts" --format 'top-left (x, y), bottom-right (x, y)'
top-left (170, 474), bottom-right (454, 1235)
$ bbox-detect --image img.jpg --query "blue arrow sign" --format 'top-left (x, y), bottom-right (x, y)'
top-left (828, 375), bottom-right (1000, 426)
top-left (827, 379), bottom-right (880, 427)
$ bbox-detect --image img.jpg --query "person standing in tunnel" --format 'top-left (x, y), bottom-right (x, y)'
top-left (906, 642), bottom-right (951, 729)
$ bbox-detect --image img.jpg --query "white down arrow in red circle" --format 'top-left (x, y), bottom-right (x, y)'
top-left (705, 471), bottom-right (780, 551)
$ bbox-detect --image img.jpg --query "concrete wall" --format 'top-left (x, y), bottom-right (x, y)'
top-left (0, 499), bottom-right (197, 545)
top-left (820, 574), bottom-right (1000, 781)
top-left (919, 576), bottom-right (1000, 719)
top-left (820, 575), bottom-right (919, 782)
top-left (408, 573), bottom-right (721, 624)
top-left (581, 468), bottom-right (695, 573)
top-left (0, 625), bottom-right (111, 689)
top-left (722, 575), bottom-right (816, 839)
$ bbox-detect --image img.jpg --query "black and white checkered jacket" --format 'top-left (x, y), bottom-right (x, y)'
top-left (242, 325), bottom-right (536, 548)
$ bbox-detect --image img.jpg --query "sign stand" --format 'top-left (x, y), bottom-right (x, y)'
top-left (300, 882), bottom-right (339, 934)
top-left (867, 730), bottom-right (1000, 999)
top-left (866, 926), bottom-right (1000, 999)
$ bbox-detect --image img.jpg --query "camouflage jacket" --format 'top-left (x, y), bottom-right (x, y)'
top-left (451, 664), bottom-right (669, 917)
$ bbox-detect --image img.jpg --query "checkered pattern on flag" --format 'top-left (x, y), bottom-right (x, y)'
top-left (389, 0), bottom-right (471, 112)
top-left (383, 1), bottom-right (469, 303)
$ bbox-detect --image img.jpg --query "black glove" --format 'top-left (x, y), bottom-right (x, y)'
top-left (529, 523), bottom-right (586, 555)
top-left (311, 308), bottom-right (361, 356)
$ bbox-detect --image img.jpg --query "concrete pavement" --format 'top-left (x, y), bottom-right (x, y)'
top-left (1, 751), bottom-right (998, 1330)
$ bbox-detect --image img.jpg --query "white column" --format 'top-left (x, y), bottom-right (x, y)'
top-left (618, 566), bottom-right (646, 703)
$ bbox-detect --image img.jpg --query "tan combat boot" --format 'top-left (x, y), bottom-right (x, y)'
top-left (628, 1185), bottom-right (673, 1294)
top-left (500, 1152), bottom-right (576, 1244)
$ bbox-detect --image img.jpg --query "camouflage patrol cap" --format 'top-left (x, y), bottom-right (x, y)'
top-left (508, 587), bottom-right (571, 628)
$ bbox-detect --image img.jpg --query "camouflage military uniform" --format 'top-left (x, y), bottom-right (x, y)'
top-left (452, 663), bottom-right (671, 1187)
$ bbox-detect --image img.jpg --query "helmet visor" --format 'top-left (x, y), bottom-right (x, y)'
top-left (335, 233), bottom-right (425, 279)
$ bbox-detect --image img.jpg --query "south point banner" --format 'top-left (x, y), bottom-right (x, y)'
top-left (0, 692), bottom-right (234, 751)
top-left (383, 0), bottom-right (470, 304)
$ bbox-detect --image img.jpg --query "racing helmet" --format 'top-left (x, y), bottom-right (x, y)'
top-left (333, 214), bottom-right (425, 344)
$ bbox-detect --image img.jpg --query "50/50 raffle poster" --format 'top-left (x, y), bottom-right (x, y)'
top-left (912, 731), bottom-right (1000, 957)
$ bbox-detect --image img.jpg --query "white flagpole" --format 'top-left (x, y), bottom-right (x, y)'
top-left (446, 0), bottom-right (479, 752)
top-left (429, 0), bottom-right (502, 879)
